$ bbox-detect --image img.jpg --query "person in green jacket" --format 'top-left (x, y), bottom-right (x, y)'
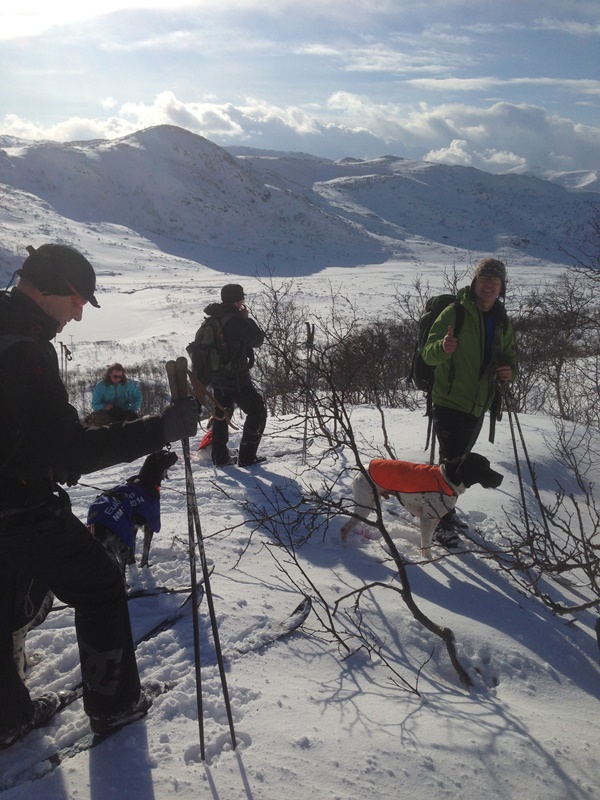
top-left (421, 257), bottom-right (517, 543)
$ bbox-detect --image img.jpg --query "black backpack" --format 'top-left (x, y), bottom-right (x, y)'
top-left (408, 294), bottom-right (465, 396)
top-left (186, 313), bottom-right (234, 387)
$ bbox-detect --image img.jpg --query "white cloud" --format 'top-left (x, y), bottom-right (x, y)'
top-left (425, 138), bottom-right (473, 165)
top-left (424, 139), bottom-right (527, 171)
top-left (1, 92), bottom-right (599, 175)
top-left (407, 77), bottom-right (600, 96)
top-left (535, 17), bottom-right (600, 35)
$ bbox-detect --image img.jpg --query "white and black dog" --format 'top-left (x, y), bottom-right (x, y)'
top-left (87, 449), bottom-right (178, 577)
top-left (340, 453), bottom-right (503, 559)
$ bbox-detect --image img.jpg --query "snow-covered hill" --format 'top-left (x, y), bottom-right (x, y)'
top-left (506, 164), bottom-right (600, 193)
top-left (0, 125), bottom-right (599, 800)
top-left (0, 126), bottom-right (387, 277)
top-left (0, 125), bottom-right (598, 285)
top-left (237, 152), bottom-right (599, 263)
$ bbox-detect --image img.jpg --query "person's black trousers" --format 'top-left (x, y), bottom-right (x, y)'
top-left (211, 382), bottom-right (267, 465)
top-left (0, 493), bottom-right (140, 733)
top-left (432, 404), bottom-right (485, 462)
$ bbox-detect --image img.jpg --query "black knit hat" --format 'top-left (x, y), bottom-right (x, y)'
top-left (221, 283), bottom-right (244, 304)
top-left (471, 258), bottom-right (506, 297)
top-left (19, 244), bottom-right (100, 307)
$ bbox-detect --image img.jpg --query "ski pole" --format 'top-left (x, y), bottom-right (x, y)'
top-left (302, 322), bottom-right (315, 465)
top-left (503, 386), bottom-right (552, 539)
top-left (166, 359), bottom-right (206, 758)
top-left (168, 357), bottom-right (237, 756)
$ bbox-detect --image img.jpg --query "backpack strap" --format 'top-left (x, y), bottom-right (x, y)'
top-left (452, 302), bottom-right (465, 337)
top-left (445, 301), bottom-right (464, 397)
top-left (210, 311), bottom-right (236, 361)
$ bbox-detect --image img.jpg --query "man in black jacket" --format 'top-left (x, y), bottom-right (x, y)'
top-left (201, 283), bottom-right (267, 467)
top-left (0, 243), bottom-right (198, 747)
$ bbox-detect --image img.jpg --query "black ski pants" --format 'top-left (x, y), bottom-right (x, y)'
top-left (0, 492), bottom-right (140, 733)
top-left (211, 381), bottom-right (267, 465)
top-left (432, 404), bottom-right (485, 462)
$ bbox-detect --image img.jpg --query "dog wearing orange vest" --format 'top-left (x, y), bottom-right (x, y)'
top-left (340, 453), bottom-right (503, 559)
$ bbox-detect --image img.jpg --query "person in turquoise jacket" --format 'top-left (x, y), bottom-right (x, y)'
top-left (91, 363), bottom-right (142, 422)
top-left (421, 257), bottom-right (517, 543)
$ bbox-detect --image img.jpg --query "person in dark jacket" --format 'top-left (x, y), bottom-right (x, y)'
top-left (421, 257), bottom-right (517, 543)
top-left (0, 243), bottom-right (198, 747)
top-left (202, 283), bottom-right (267, 467)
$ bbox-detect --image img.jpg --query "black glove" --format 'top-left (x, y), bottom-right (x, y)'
top-left (162, 398), bottom-right (199, 442)
top-left (54, 471), bottom-right (81, 487)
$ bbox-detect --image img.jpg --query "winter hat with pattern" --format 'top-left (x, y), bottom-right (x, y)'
top-left (221, 284), bottom-right (245, 304)
top-left (471, 258), bottom-right (506, 297)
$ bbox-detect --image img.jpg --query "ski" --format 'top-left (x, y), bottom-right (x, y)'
top-left (51, 572), bottom-right (213, 610)
top-left (134, 589), bottom-right (200, 644)
top-left (7, 682), bottom-right (177, 788)
top-left (232, 596), bottom-right (312, 655)
top-left (127, 584), bottom-right (193, 599)
top-left (0, 590), bottom-right (200, 758)
top-left (2, 592), bottom-right (310, 789)
top-left (52, 586), bottom-right (193, 611)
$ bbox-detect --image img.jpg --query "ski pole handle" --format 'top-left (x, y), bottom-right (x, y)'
top-left (166, 360), bottom-right (179, 400)
top-left (166, 357), bottom-right (190, 401)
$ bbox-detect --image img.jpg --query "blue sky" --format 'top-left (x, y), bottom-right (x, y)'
top-left (1, 0), bottom-right (599, 174)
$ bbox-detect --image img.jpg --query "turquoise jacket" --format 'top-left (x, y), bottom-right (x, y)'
top-left (421, 286), bottom-right (517, 417)
top-left (91, 379), bottom-right (142, 413)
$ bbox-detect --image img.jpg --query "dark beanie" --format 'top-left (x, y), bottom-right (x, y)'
top-left (221, 283), bottom-right (244, 304)
top-left (18, 244), bottom-right (100, 307)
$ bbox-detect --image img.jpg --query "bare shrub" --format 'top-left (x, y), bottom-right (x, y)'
top-left (472, 409), bottom-right (600, 616)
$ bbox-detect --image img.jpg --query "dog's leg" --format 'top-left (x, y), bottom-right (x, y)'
top-left (340, 513), bottom-right (359, 544)
top-left (140, 524), bottom-right (153, 568)
top-left (419, 515), bottom-right (440, 560)
top-left (127, 528), bottom-right (136, 566)
top-left (341, 474), bottom-right (381, 544)
top-left (97, 530), bottom-right (131, 582)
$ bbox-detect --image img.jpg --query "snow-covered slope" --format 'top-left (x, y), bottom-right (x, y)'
top-left (239, 152), bottom-right (598, 262)
top-left (0, 408), bottom-right (598, 800)
top-left (506, 164), bottom-right (600, 192)
top-left (0, 126), bottom-right (387, 276)
top-left (1, 125), bottom-right (598, 285)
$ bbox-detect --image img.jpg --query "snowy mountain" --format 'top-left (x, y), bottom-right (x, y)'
top-left (0, 125), bottom-right (387, 278)
top-left (236, 151), bottom-right (598, 263)
top-left (506, 164), bottom-right (600, 192)
top-left (0, 125), bottom-right (598, 285)
top-left (0, 125), bottom-right (599, 800)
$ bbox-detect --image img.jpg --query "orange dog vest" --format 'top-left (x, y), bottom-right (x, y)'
top-left (368, 460), bottom-right (455, 497)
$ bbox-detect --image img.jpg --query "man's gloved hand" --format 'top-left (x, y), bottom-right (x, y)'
top-left (55, 472), bottom-right (81, 487)
top-left (162, 398), bottom-right (199, 442)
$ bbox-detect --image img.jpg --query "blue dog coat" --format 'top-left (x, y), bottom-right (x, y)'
top-left (87, 483), bottom-right (161, 549)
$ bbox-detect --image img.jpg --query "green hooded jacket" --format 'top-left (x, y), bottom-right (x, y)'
top-left (421, 286), bottom-right (517, 417)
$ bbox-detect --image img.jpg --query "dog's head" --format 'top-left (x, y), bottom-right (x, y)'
top-left (444, 452), bottom-right (503, 490)
top-left (137, 449), bottom-right (179, 486)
